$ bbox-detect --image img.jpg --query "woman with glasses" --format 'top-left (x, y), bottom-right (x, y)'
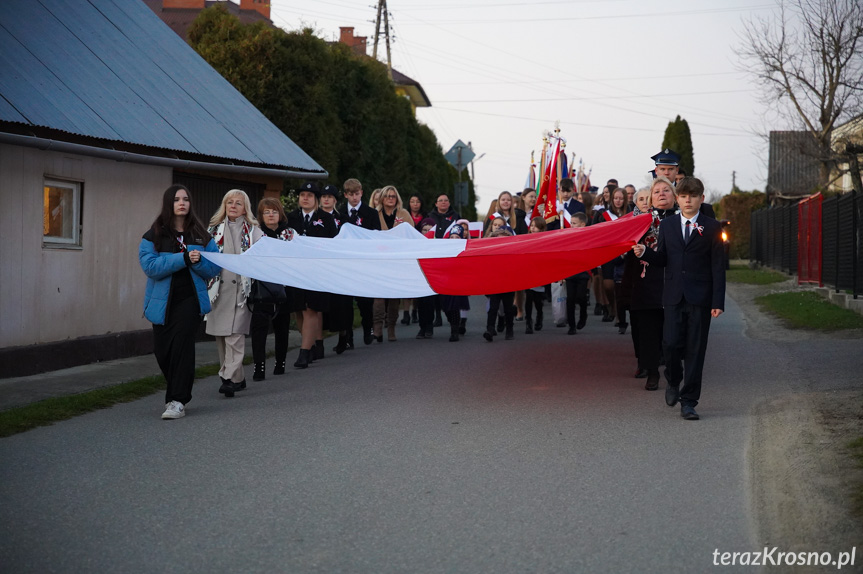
top-left (373, 185), bottom-right (413, 342)
top-left (249, 198), bottom-right (293, 381)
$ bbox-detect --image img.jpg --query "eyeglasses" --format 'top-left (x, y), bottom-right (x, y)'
top-left (384, 195), bottom-right (398, 199)
top-left (262, 209), bottom-right (279, 216)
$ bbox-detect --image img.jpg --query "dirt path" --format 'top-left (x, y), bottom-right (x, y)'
top-left (730, 281), bottom-right (863, 568)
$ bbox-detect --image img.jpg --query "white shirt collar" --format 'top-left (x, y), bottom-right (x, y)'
top-left (681, 212), bottom-right (699, 236)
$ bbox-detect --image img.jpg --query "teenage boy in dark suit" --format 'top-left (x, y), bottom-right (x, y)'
top-left (632, 177), bottom-right (725, 420)
top-left (340, 178), bottom-right (381, 347)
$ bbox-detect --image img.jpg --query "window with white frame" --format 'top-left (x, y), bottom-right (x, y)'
top-left (43, 178), bottom-right (81, 246)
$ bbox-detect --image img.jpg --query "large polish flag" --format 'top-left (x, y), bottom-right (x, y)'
top-left (201, 214), bottom-right (650, 298)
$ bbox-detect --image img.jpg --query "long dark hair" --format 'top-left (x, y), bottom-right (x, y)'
top-left (151, 184), bottom-right (209, 241)
top-left (408, 193), bottom-right (425, 216)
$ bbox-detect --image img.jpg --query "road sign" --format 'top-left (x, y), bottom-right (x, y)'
top-left (444, 140), bottom-right (475, 173)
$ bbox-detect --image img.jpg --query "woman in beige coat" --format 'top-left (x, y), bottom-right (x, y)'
top-left (206, 189), bottom-right (263, 397)
top-left (373, 185), bottom-right (413, 342)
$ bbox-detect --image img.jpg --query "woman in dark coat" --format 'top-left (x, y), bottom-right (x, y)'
top-left (139, 184), bottom-right (220, 419)
top-left (250, 198), bottom-right (293, 381)
top-left (286, 182), bottom-right (338, 368)
top-left (319, 184), bottom-right (354, 354)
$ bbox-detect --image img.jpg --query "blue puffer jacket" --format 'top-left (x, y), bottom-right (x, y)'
top-left (139, 235), bottom-right (221, 325)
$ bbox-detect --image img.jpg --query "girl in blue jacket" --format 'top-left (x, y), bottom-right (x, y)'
top-left (139, 185), bottom-right (220, 420)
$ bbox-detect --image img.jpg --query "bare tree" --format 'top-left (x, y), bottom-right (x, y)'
top-left (738, 0), bottom-right (863, 193)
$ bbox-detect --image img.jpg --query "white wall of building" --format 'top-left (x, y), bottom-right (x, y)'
top-left (0, 143), bottom-right (171, 348)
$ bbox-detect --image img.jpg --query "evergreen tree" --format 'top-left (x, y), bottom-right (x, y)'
top-left (188, 5), bottom-right (476, 219)
top-left (661, 115), bottom-right (694, 177)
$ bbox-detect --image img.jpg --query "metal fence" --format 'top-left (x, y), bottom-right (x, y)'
top-left (751, 191), bottom-right (861, 297)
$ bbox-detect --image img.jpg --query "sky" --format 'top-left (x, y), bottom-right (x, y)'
top-left (268, 0), bottom-right (782, 211)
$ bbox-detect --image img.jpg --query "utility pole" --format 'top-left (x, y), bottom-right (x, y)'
top-left (732, 170), bottom-right (737, 191)
top-left (383, 1), bottom-right (392, 80)
top-left (372, 0), bottom-right (383, 59)
top-left (372, 0), bottom-right (392, 79)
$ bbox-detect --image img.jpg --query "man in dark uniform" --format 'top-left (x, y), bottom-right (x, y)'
top-left (650, 148), bottom-right (715, 218)
top-left (286, 182), bottom-right (338, 368)
top-left (320, 184), bottom-right (352, 354)
top-left (339, 178), bottom-right (380, 347)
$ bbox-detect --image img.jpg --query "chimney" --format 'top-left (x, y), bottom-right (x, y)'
top-left (339, 27), bottom-right (367, 56)
top-left (240, 0), bottom-right (271, 20)
top-left (163, 0), bottom-right (205, 8)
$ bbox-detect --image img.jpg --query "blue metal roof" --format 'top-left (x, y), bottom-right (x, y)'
top-left (0, 0), bottom-right (325, 174)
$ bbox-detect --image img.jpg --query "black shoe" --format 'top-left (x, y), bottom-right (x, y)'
top-left (235, 380), bottom-right (247, 391)
top-left (218, 379), bottom-right (236, 398)
top-left (681, 404), bottom-right (699, 420)
top-left (401, 310), bottom-right (411, 325)
top-left (514, 316), bottom-right (524, 322)
top-left (666, 384), bottom-right (680, 407)
top-left (618, 322), bottom-right (628, 334)
top-left (376, 335), bottom-right (383, 343)
top-left (634, 368), bottom-right (648, 378)
top-left (273, 360), bottom-right (286, 375)
top-left (525, 323), bottom-right (534, 334)
top-left (496, 315), bottom-right (505, 333)
top-left (567, 326), bottom-right (577, 335)
top-left (434, 314), bottom-right (443, 327)
top-left (424, 330), bottom-right (433, 339)
top-left (458, 318), bottom-right (467, 335)
top-left (334, 334), bottom-right (347, 355)
top-left (577, 317), bottom-right (587, 330)
top-left (449, 332), bottom-right (459, 342)
top-left (644, 371), bottom-right (660, 391)
top-left (345, 333), bottom-right (355, 351)
top-left (363, 331), bottom-right (374, 345)
top-left (411, 309), bottom-right (419, 324)
top-left (253, 362), bottom-right (265, 381)
top-left (601, 306), bottom-right (614, 322)
top-left (314, 340), bottom-right (325, 360)
top-left (505, 327), bottom-right (514, 340)
top-left (294, 348), bottom-right (310, 369)
top-left (594, 302), bottom-right (603, 316)
top-left (535, 313), bottom-right (543, 331)
top-left (483, 330), bottom-right (494, 342)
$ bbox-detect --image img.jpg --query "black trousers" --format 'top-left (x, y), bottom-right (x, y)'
top-left (631, 308), bottom-right (663, 371)
top-left (153, 296), bottom-right (200, 405)
top-left (354, 296), bottom-right (373, 338)
top-left (250, 308), bottom-right (290, 365)
top-left (486, 292), bottom-right (515, 332)
top-left (524, 290), bottom-right (544, 324)
top-left (565, 275), bottom-right (589, 328)
top-left (663, 301), bottom-right (712, 407)
top-left (417, 295), bottom-right (436, 333)
top-left (615, 282), bottom-right (630, 326)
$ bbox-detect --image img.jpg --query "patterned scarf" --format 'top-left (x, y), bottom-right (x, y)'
top-left (206, 219), bottom-right (253, 305)
top-left (633, 205), bottom-right (679, 278)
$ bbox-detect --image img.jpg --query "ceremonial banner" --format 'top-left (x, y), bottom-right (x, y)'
top-left (201, 215), bottom-right (651, 298)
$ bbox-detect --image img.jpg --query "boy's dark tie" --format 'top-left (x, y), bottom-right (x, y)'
top-left (684, 219), bottom-right (691, 243)
top-left (350, 207), bottom-right (357, 220)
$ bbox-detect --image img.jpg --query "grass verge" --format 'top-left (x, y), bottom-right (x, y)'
top-left (755, 291), bottom-right (863, 330)
top-left (0, 354), bottom-right (259, 439)
top-left (727, 263), bottom-right (788, 285)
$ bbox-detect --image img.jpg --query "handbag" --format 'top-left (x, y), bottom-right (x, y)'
top-left (248, 279), bottom-right (287, 314)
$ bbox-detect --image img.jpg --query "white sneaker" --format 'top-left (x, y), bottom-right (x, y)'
top-left (161, 401), bottom-right (185, 420)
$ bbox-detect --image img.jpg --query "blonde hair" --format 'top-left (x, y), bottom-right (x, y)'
top-left (484, 216), bottom-right (507, 238)
top-left (369, 188), bottom-right (382, 209)
top-left (377, 185), bottom-right (404, 212)
top-left (343, 178), bottom-right (362, 194)
top-left (209, 189), bottom-right (259, 227)
top-left (496, 191), bottom-right (518, 224)
top-left (649, 176), bottom-right (676, 210)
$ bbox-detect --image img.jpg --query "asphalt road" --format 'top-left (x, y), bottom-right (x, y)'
top-left (1, 294), bottom-right (859, 573)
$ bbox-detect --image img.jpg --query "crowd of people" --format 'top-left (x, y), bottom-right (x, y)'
top-left (139, 148), bottom-right (725, 422)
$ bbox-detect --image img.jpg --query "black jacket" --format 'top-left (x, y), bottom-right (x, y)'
top-left (429, 208), bottom-right (460, 238)
top-left (641, 214), bottom-right (726, 310)
top-left (340, 202), bottom-right (381, 231)
top-left (623, 208), bottom-right (677, 310)
top-left (286, 209), bottom-right (338, 238)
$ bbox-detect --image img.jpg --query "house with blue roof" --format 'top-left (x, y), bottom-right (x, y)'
top-left (0, 0), bottom-right (326, 376)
